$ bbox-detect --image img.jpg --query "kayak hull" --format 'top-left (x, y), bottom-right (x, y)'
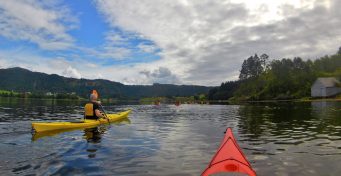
top-left (32, 118), bottom-right (131, 141)
top-left (32, 109), bottom-right (131, 133)
top-left (202, 128), bottom-right (256, 176)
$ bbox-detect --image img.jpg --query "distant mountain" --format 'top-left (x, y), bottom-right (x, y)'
top-left (0, 67), bottom-right (211, 99)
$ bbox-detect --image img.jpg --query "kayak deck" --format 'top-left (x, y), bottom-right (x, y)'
top-left (202, 128), bottom-right (256, 176)
top-left (32, 109), bottom-right (131, 133)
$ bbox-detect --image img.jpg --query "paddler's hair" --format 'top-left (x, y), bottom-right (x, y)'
top-left (90, 94), bottom-right (97, 101)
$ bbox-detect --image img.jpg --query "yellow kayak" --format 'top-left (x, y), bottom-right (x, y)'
top-left (32, 109), bottom-right (132, 133)
top-left (32, 118), bottom-right (131, 141)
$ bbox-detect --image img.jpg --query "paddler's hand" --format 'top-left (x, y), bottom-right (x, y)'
top-left (101, 113), bottom-right (108, 119)
top-left (97, 101), bottom-right (101, 105)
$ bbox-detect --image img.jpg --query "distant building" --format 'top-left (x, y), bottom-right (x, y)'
top-left (311, 77), bottom-right (341, 98)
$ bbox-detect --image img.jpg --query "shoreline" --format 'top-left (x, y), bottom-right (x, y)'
top-left (1, 96), bottom-right (340, 104)
top-left (0, 96), bottom-right (85, 101)
top-left (228, 97), bottom-right (341, 104)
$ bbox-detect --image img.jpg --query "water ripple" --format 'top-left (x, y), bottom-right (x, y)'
top-left (0, 101), bottom-right (341, 175)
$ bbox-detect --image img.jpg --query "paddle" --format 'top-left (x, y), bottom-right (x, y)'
top-left (99, 104), bottom-right (110, 122)
top-left (91, 90), bottom-right (109, 122)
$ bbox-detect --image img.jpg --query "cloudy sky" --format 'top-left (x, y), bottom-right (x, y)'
top-left (0, 0), bottom-right (340, 85)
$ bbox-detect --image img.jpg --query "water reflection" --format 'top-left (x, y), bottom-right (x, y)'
top-left (235, 102), bottom-right (341, 175)
top-left (0, 97), bottom-right (84, 123)
top-left (1, 99), bottom-right (341, 175)
top-left (83, 126), bottom-right (107, 159)
top-left (84, 126), bottom-right (106, 143)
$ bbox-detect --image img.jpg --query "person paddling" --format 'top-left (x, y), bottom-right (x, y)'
top-left (84, 93), bottom-right (106, 120)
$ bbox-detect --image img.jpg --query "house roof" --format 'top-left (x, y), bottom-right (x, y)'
top-left (316, 77), bottom-right (340, 87)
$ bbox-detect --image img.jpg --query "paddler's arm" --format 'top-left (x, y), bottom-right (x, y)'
top-left (95, 109), bottom-right (105, 119)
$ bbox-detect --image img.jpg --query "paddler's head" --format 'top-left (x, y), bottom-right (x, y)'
top-left (90, 93), bottom-right (98, 102)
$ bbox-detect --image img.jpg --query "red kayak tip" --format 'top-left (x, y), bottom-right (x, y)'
top-left (202, 128), bottom-right (256, 176)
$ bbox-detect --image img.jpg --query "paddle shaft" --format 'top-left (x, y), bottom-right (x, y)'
top-left (98, 104), bottom-right (110, 122)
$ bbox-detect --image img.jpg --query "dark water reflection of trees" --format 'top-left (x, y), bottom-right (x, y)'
top-left (237, 102), bottom-right (341, 137)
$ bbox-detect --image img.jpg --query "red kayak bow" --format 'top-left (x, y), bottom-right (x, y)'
top-left (202, 128), bottom-right (256, 176)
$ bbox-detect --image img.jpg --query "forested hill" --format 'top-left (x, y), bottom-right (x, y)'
top-left (209, 47), bottom-right (341, 101)
top-left (0, 67), bottom-right (211, 99)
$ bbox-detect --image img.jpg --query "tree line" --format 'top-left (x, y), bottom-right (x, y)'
top-left (0, 90), bottom-right (80, 99)
top-left (0, 67), bottom-right (210, 99)
top-left (208, 47), bottom-right (341, 101)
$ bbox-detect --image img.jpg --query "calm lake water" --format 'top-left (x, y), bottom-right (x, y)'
top-left (0, 98), bottom-right (341, 176)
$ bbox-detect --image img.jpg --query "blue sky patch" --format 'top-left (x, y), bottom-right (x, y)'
top-left (0, 0), bottom-right (161, 67)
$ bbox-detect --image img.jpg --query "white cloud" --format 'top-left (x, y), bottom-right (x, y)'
top-left (0, 49), bottom-right (153, 84)
top-left (0, 0), bottom-right (340, 86)
top-left (137, 43), bottom-right (157, 53)
top-left (0, 50), bottom-right (84, 78)
top-left (80, 46), bottom-right (132, 60)
top-left (0, 0), bottom-right (77, 50)
top-left (104, 31), bottom-right (129, 45)
top-left (77, 30), bottom-right (140, 60)
top-left (95, 0), bottom-right (340, 85)
top-left (101, 46), bottom-right (131, 59)
top-left (62, 66), bottom-right (82, 79)
top-left (95, 73), bottom-right (104, 79)
top-left (139, 67), bottom-right (180, 84)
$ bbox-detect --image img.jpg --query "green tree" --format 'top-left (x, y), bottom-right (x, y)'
top-left (239, 54), bottom-right (268, 80)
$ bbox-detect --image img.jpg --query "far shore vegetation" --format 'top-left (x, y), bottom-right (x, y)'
top-left (0, 89), bottom-right (210, 104)
top-left (0, 90), bottom-right (81, 100)
top-left (209, 47), bottom-right (341, 102)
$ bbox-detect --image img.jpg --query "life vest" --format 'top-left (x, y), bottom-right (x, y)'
top-left (84, 102), bottom-right (98, 119)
